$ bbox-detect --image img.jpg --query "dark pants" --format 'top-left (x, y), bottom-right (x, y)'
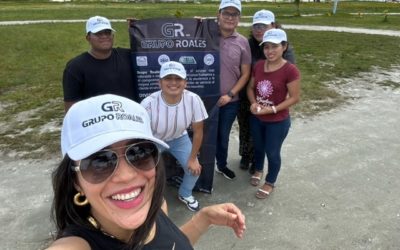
top-left (250, 116), bottom-right (291, 185)
top-left (216, 101), bottom-right (240, 169)
top-left (237, 94), bottom-right (254, 164)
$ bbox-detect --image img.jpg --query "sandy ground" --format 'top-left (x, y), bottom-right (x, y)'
top-left (0, 65), bottom-right (399, 249)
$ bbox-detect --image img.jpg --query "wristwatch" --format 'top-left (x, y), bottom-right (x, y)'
top-left (227, 91), bottom-right (235, 98)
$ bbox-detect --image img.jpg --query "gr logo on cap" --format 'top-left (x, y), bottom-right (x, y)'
top-left (61, 94), bottom-right (168, 160)
top-left (86, 16), bottom-right (116, 34)
top-left (101, 101), bottom-right (124, 112)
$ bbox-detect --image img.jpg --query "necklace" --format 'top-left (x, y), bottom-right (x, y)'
top-left (87, 216), bottom-right (116, 239)
top-left (86, 215), bottom-right (156, 243)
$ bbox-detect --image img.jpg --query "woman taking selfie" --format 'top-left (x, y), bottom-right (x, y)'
top-left (46, 94), bottom-right (245, 249)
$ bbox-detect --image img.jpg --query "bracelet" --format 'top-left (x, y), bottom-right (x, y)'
top-left (271, 106), bottom-right (277, 114)
top-left (227, 91), bottom-right (234, 98)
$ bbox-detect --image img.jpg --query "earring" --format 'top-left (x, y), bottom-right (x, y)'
top-left (73, 192), bottom-right (89, 206)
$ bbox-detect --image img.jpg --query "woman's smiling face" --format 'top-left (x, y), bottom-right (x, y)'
top-left (159, 74), bottom-right (187, 99)
top-left (75, 139), bottom-right (157, 240)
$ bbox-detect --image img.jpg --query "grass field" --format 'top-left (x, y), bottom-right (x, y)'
top-left (0, 1), bottom-right (400, 158)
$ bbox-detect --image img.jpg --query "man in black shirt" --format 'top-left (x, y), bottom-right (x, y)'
top-left (62, 16), bottom-right (138, 111)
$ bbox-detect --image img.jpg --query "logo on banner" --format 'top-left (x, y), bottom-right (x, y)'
top-left (161, 23), bottom-right (186, 38)
top-left (204, 54), bottom-right (215, 66)
top-left (158, 54), bottom-right (170, 65)
top-left (139, 22), bottom-right (207, 49)
top-left (136, 56), bottom-right (148, 66)
top-left (179, 56), bottom-right (197, 65)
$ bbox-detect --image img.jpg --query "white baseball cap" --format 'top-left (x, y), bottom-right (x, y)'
top-left (86, 16), bottom-right (115, 34)
top-left (253, 10), bottom-right (275, 25)
top-left (61, 94), bottom-right (168, 160)
top-left (260, 28), bottom-right (287, 45)
top-left (219, 0), bottom-right (241, 13)
top-left (159, 61), bottom-right (187, 79)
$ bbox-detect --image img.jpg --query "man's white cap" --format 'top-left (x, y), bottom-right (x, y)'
top-left (159, 61), bottom-right (187, 79)
top-left (61, 94), bottom-right (169, 160)
top-left (253, 10), bottom-right (275, 25)
top-left (219, 0), bottom-right (241, 13)
top-left (86, 16), bottom-right (116, 34)
top-left (260, 28), bottom-right (287, 45)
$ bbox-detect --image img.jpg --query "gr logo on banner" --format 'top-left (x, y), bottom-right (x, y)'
top-left (161, 23), bottom-right (185, 38)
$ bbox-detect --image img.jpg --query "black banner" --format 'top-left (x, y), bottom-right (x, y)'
top-left (129, 18), bottom-right (220, 193)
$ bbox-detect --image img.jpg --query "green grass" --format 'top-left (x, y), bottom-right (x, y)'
top-left (1, 1), bottom-right (400, 158)
top-left (273, 14), bottom-right (400, 30)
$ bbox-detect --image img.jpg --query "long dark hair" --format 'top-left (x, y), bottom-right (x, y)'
top-left (51, 152), bottom-right (166, 250)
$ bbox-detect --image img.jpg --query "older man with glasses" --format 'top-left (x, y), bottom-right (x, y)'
top-left (62, 16), bottom-right (138, 112)
top-left (214, 0), bottom-right (252, 180)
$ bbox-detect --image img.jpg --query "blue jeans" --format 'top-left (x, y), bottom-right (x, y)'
top-left (166, 134), bottom-right (199, 198)
top-left (216, 101), bottom-right (240, 170)
top-left (250, 116), bottom-right (291, 185)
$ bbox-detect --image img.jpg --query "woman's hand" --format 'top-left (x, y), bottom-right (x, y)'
top-left (180, 203), bottom-right (246, 245)
top-left (194, 203), bottom-right (246, 239)
top-left (250, 103), bottom-right (275, 115)
top-left (250, 102), bottom-right (262, 115)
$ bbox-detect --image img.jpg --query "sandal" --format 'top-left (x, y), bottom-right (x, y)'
top-left (250, 171), bottom-right (263, 186)
top-left (255, 189), bottom-right (270, 199)
top-left (255, 183), bottom-right (274, 199)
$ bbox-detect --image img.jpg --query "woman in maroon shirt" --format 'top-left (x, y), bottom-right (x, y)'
top-left (247, 29), bottom-right (301, 199)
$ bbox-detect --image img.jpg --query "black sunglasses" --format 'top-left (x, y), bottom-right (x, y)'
top-left (72, 141), bottom-right (159, 184)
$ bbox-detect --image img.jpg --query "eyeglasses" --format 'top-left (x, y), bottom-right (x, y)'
top-left (72, 141), bottom-right (159, 184)
top-left (221, 11), bottom-right (240, 19)
top-left (252, 24), bottom-right (268, 31)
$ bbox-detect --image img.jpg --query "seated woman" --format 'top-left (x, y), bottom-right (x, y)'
top-left (46, 94), bottom-right (245, 250)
